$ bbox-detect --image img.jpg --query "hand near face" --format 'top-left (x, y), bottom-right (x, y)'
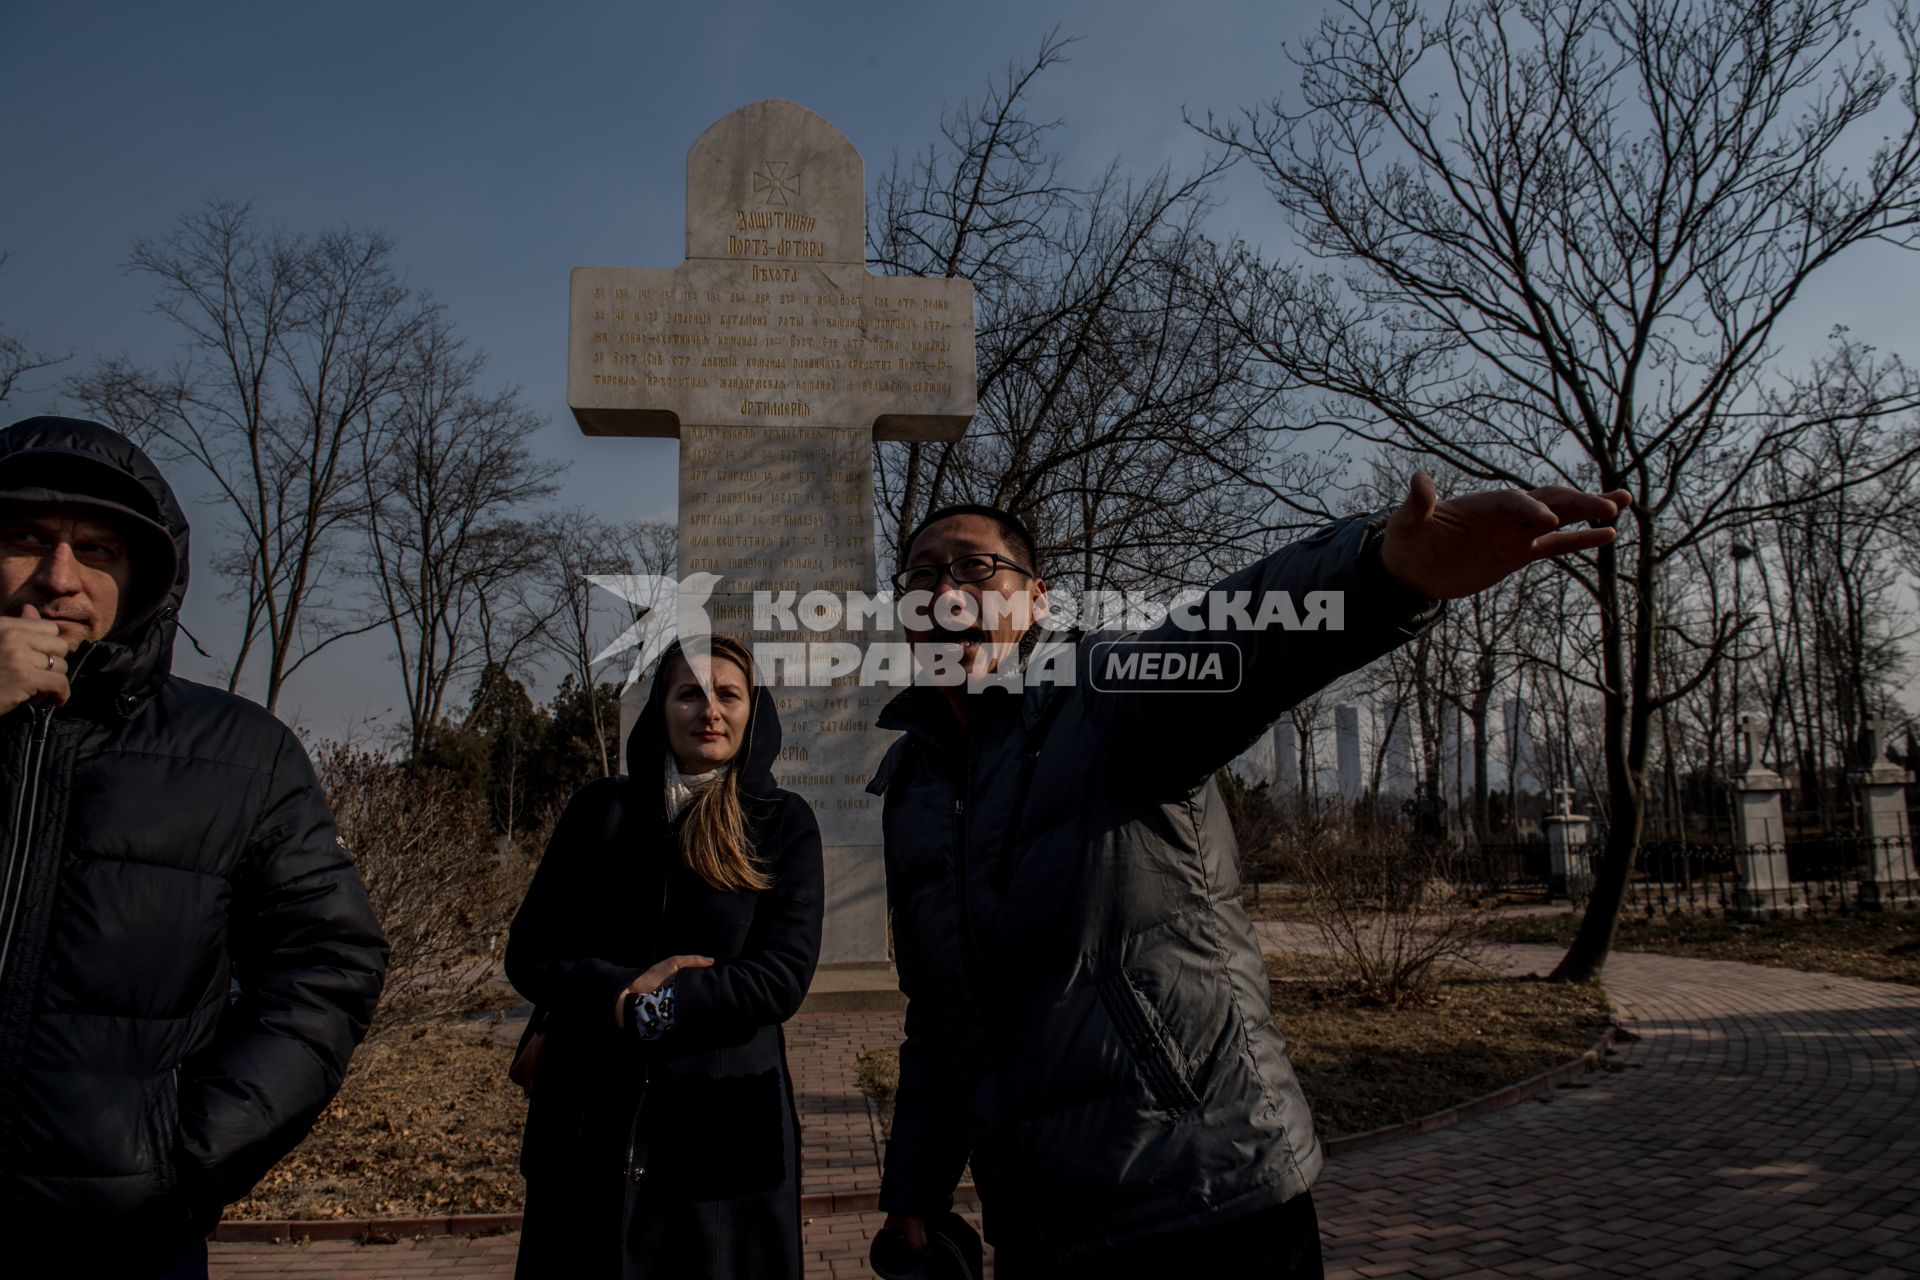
top-left (0, 604), bottom-right (69, 716)
top-left (1379, 473), bottom-right (1633, 600)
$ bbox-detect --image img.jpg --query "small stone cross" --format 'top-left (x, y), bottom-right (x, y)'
top-left (1739, 714), bottom-right (1767, 775)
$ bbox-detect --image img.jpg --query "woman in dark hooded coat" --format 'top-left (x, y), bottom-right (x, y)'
top-left (506, 634), bottom-right (824, 1279)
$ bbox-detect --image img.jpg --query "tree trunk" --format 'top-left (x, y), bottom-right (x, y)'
top-left (1551, 511), bottom-right (1651, 982)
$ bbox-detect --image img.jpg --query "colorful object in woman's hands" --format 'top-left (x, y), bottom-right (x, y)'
top-left (626, 983), bottom-right (677, 1041)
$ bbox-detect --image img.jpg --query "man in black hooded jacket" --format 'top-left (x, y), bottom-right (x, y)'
top-left (0, 416), bottom-right (388, 1277)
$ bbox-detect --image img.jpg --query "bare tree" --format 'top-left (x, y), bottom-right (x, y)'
top-left (69, 200), bottom-right (436, 712)
top-left (1202, 0), bottom-right (1920, 979)
top-left (871, 34), bottom-right (1333, 597)
top-left (0, 253), bottom-right (70, 406)
top-left (361, 317), bottom-right (565, 761)
top-left (524, 512), bottom-right (677, 776)
top-left (1755, 381), bottom-right (1920, 813)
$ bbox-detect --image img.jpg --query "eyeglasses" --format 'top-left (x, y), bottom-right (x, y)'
top-left (891, 553), bottom-right (1034, 594)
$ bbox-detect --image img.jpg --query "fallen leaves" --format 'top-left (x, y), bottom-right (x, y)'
top-left (225, 1011), bottom-right (529, 1220)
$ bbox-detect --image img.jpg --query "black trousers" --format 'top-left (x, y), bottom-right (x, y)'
top-left (994, 1192), bottom-right (1324, 1280)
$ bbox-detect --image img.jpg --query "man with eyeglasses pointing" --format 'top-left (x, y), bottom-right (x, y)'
top-left (866, 481), bottom-right (1629, 1279)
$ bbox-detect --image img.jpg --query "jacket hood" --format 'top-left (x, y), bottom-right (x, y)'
top-left (0, 416), bottom-right (190, 716)
top-left (623, 647), bottom-right (784, 810)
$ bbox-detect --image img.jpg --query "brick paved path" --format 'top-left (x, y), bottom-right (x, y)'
top-left (210, 947), bottom-right (1919, 1278)
top-left (1316, 945), bottom-right (1920, 1279)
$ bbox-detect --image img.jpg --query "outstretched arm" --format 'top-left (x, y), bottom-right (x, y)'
top-left (1096, 475), bottom-right (1628, 793)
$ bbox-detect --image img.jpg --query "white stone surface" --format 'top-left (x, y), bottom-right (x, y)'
top-left (568, 100), bottom-right (978, 967)
top-left (568, 100), bottom-right (974, 442)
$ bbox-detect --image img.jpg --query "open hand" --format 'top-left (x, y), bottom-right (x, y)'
top-left (1379, 474), bottom-right (1631, 600)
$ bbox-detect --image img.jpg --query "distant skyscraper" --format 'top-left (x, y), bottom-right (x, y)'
top-left (1503, 696), bottom-right (1538, 795)
top-left (1381, 699), bottom-right (1415, 797)
top-left (1274, 721), bottom-right (1300, 793)
top-left (1335, 704), bottom-right (1363, 799)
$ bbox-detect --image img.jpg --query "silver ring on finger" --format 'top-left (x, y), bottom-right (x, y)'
top-left (47, 652), bottom-right (56, 671)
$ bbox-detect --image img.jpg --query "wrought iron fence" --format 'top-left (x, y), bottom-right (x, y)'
top-left (1561, 835), bottom-right (1919, 919)
top-left (1253, 831), bottom-right (1917, 920)
top-left (1450, 841), bottom-right (1552, 896)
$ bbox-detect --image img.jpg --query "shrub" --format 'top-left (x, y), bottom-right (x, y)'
top-left (1288, 815), bottom-right (1493, 1006)
top-left (316, 745), bottom-right (536, 1045)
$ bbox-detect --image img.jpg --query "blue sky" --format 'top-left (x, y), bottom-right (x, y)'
top-left (4, 0), bottom-right (1916, 735)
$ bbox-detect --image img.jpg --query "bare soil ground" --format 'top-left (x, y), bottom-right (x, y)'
top-left (227, 997), bottom-right (528, 1220)
top-left (1473, 908), bottom-right (1920, 987)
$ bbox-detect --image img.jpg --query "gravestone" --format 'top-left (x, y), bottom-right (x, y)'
top-left (1851, 716), bottom-right (1917, 910)
top-left (1729, 713), bottom-right (1801, 918)
top-left (569, 100), bottom-right (977, 971)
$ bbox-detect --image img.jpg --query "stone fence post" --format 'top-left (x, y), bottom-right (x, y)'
top-left (1853, 716), bottom-right (1917, 910)
top-left (1544, 785), bottom-right (1591, 902)
top-left (1730, 714), bottom-right (1801, 919)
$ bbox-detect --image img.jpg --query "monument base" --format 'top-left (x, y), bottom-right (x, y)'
top-left (1857, 879), bottom-right (1920, 911)
top-left (1730, 886), bottom-right (1807, 919)
top-left (1547, 858), bottom-right (1591, 903)
top-left (799, 961), bottom-right (906, 1014)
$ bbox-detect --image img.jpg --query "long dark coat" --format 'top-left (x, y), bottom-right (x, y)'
top-left (506, 672), bottom-right (824, 1280)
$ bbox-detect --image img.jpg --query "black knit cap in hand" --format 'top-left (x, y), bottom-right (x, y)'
top-left (870, 1211), bottom-right (984, 1280)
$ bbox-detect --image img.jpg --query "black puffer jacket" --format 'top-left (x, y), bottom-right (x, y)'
top-left (870, 513), bottom-right (1441, 1262)
top-left (0, 418), bottom-right (388, 1250)
top-left (506, 669), bottom-right (824, 1279)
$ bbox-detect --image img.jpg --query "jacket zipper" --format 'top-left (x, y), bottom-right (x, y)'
top-left (953, 796), bottom-right (985, 988)
top-left (0, 704), bottom-right (55, 987)
top-left (624, 842), bottom-right (674, 1186)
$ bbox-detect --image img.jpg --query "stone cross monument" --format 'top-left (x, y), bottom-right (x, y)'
top-left (568, 100), bottom-right (977, 971)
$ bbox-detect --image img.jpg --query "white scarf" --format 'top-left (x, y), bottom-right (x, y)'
top-left (664, 757), bottom-right (728, 820)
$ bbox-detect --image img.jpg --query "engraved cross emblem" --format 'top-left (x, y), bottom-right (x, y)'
top-left (753, 160), bottom-right (799, 206)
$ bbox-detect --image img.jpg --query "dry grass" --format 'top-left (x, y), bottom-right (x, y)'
top-left (851, 957), bottom-right (1611, 1143)
top-left (855, 1045), bottom-right (901, 1138)
top-left (1475, 909), bottom-right (1920, 987)
top-left (1265, 953), bottom-right (1611, 1137)
top-left (228, 999), bottom-right (528, 1220)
